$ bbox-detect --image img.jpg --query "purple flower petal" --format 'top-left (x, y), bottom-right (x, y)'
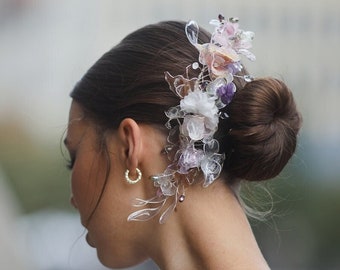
top-left (216, 82), bottom-right (236, 105)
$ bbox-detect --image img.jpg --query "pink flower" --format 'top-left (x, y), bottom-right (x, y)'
top-left (198, 44), bottom-right (240, 78)
top-left (210, 20), bottom-right (239, 47)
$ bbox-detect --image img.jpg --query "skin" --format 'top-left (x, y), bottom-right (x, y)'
top-left (64, 101), bottom-right (270, 270)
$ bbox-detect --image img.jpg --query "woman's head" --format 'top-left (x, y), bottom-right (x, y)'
top-left (70, 19), bottom-right (301, 183)
top-left (65, 18), bottom-right (301, 267)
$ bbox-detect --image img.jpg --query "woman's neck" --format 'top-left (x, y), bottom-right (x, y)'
top-left (146, 180), bottom-right (270, 270)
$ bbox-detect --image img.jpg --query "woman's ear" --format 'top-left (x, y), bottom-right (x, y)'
top-left (117, 118), bottom-right (142, 172)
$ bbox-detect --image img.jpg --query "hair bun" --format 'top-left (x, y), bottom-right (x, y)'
top-left (226, 78), bottom-right (302, 181)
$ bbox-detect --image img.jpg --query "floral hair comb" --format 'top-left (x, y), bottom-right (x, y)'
top-left (128, 15), bottom-right (255, 224)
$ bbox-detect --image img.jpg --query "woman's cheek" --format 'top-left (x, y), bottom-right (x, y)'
top-left (72, 156), bottom-right (109, 224)
top-left (71, 164), bottom-right (93, 221)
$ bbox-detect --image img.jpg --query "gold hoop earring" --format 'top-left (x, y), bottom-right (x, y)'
top-left (125, 168), bottom-right (142, 184)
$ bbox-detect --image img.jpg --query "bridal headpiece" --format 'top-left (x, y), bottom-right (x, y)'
top-left (128, 15), bottom-right (255, 223)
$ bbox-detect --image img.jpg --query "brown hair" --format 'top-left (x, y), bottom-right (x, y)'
top-left (225, 78), bottom-right (302, 182)
top-left (71, 20), bottom-right (302, 184)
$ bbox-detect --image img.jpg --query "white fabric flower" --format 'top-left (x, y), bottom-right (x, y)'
top-left (181, 115), bottom-right (205, 140)
top-left (178, 146), bottom-right (204, 174)
top-left (180, 90), bottom-right (219, 136)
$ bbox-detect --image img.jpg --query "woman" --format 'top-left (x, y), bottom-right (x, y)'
top-left (64, 15), bottom-right (301, 269)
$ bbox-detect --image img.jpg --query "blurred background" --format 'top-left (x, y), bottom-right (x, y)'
top-left (0, 0), bottom-right (339, 269)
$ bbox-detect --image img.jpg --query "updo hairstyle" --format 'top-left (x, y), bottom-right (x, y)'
top-left (71, 21), bottom-right (302, 184)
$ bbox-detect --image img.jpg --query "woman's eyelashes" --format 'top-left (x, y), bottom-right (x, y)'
top-left (66, 155), bottom-right (75, 170)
